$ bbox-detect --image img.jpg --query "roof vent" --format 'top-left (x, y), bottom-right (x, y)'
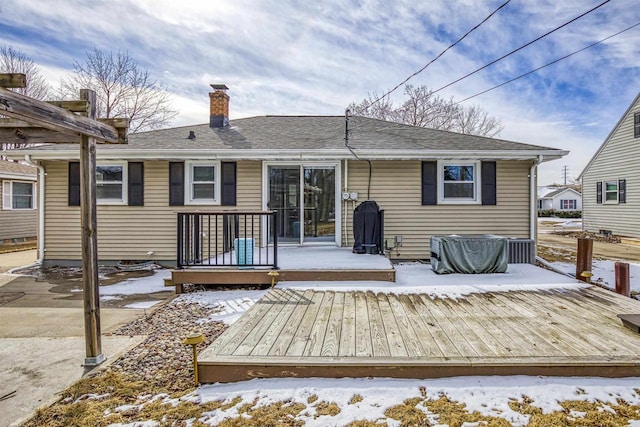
top-left (188, 131), bottom-right (196, 140)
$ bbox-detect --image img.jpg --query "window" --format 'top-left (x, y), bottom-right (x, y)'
top-left (635, 112), bottom-right (640, 138)
top-left (604, 180), bottom-right (619, 203)
top-left (438, 161), bottom-right (479, 203)
top-left (560, 199), bottom-right (576, 210)
top-left (538, 199), bottom-right (543, 209)
top-left (2, 181), bottom-right (35, 210)
top-left (187, 161), bottom-right (219, 204)
top-left (96, 163), bottom-right (127, 204)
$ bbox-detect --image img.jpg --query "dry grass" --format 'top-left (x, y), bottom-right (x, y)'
top-left (425, 394), bottom-right (512, 427)
top-left (384, 397), bottom-right (429, 426)
top-left (349, 394), bottom-right (364, 404)
top-left (314, 400), bottom-right (341, 417)
top-left (216, 400), bottom-right (307, 426)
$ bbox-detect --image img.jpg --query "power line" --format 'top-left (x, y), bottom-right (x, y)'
top-left (431, 0), bottom-right (612, 95)
top-left (365, 0), bottom-right (511, 108)
top-left (457, 21), bottom-right (640, 103)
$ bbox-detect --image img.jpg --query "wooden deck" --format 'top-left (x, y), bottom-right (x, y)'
top-left (198, 285), bottom-right (640, 383)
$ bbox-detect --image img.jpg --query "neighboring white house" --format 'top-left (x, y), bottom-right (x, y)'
top-left (579, 91), bottom-right (640, 238)
top-left (537, 186), bottom-right (582, 212)
top-left (0, 159), bottom-right (38, 245)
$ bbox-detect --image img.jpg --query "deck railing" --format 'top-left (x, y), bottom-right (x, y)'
top-left (177, 211), bottom-right (278, 269)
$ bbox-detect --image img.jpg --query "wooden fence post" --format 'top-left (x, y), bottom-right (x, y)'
top-left (576, 238), bottom-right (593, 283)
top-left (615, 262), bottom-right (630, 297)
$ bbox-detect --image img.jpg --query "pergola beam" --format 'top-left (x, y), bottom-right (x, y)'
top-left (0, 84), bottom-right (126, 144)
top-left (0, 118), bottom-right (130, 144)
top-left (0, 73), bottom-right (27, 88)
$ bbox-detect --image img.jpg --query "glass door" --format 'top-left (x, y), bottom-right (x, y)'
top-left (268, 166), bottom-right (301, 243)
top-left (304, 167), bottom-right (335, 243)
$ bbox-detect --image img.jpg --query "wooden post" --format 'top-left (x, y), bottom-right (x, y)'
top-left (576, 237), bottom-right (593, 282)
top-left (80, 89), bottom-right (104, 366)
top-left (615, 262), bottom-right (630, 297)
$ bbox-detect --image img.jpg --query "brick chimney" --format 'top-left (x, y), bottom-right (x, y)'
top-left (209, 84), bottom-right (229, 128)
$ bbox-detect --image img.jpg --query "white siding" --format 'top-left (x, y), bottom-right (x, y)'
top-left (582, 96), bottom-right (640, 237)
top-left (0, 179), bottom-right (37, 241)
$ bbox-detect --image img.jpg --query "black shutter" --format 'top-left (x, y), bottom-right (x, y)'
top-left (596, 181), bottom-right (602, 204)
top-left (169, 162), bottom-right (185, 206)
top-left (68, 161), bottom-right (80, 206)
top-left (128, 162), bottom-right (144, 206)
top-left (481, 161), bottom-right (497, 205)
top-left (619, 179), bottom-right (626, 204)
top-left (421, 161), bottom-right (437, 205)
top-left (221, 162), bottom-right (237, 206)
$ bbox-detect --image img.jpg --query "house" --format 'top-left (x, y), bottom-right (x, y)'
top-left (7, 85), bottom-right (568, 266)
top-left (580, 92), bottom-right (640, 237)
top-left (537, 186), bottom-right (582, 212)
top-left (0, 159), bottom-right (38, 246)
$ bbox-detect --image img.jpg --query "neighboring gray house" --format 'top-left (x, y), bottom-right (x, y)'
top-left (0, 159), bottom-right (38, 245)
top-left (537, 186), bottom-right (582, 212)
top-left (7, 85), bottom-right (568, 266)
top-left (580, 92), bottom-right (640, 237)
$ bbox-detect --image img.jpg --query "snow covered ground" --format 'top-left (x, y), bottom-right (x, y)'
top-left (195, 376), bottom-right (640, 426)
top-left (552, 259), bottom-right (640, 292)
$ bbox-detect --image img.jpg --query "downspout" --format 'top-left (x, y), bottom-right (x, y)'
top-left (343, 159), bottom-right (348, 247)
top-left (24, 155), bottom-right (45, 264)
top-left (530, 155), bottom-right (543, 242)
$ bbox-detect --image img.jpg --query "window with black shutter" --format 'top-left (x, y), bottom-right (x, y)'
top-left (169, 162), bottom-right (185, 206)
top-left (421, 161), bottom-right (437, 205)
top-left (635, 112), bottom-right (640, 138)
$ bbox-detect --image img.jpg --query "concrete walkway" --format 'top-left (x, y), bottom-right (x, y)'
top-left (0, 250), bottom-right (148, 427)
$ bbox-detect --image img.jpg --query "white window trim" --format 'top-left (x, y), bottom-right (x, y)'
top-left (186, 160), bottom-right (220, 205)
top-left (2, 180), bottom-right (36, 210)
top-left (437, 160), bottom-right (481, 205)
top-left (604, 180), bottom-right (619, 205)
top-left (96, 162), bottom-right (128, 206)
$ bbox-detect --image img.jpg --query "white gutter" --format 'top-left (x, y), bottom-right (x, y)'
top-left (530, 155), bottom-right (543, 241)
top-left (8, 148), bottom-right (569, 162)
top-left (24, 155), bottom-right (45, 264)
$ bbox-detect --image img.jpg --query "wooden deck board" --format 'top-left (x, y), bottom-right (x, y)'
top-left (199, 286), bottom-right (640, 383)
top-left (354, 292), bottom-right (373, 357)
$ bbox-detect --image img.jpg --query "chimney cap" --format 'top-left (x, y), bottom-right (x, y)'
top-left (210, 84), bottom-right (229, 91)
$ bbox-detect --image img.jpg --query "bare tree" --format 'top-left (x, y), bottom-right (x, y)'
top-left (62, 48), bottom-right (177, 132)
top-left (350, 84), bottom-right (503, 137)
top-left (454, 104), bottom-right (503, 138)
top-left (0, 46), bottom-right (51, 100)
top-left (0, 46), bottom-right (52, 157)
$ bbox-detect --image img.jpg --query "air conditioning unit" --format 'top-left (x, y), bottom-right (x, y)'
top-left (508, 239), bottom-right (535, 264)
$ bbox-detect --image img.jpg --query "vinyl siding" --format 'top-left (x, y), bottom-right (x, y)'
top-left (41, 160), bottom-right (261, 263)
top-left (0, 179), bottom-right (37, 241)
top-left (342, 160), bottom-right (532, 259)
top-left (582, 98), bottom-right (640, 237)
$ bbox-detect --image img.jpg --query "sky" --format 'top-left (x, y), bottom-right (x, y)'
top-left (1, 0), bottom-right (640, 185)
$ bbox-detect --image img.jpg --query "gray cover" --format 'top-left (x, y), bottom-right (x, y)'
top-left (430, 235), bottom-right (508, 274)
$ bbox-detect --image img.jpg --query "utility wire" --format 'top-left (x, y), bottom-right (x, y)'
top-left (365, 0), bottom-right (511, 109)
top-left (431, 0), bottom-right (612, 95)
top-left (457, 21), bottom-right (640, 103)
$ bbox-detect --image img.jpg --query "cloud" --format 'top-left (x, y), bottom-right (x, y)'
top-left (1, 0), bottom-right (639, 184)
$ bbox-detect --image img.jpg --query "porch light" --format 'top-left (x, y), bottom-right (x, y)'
top-left (183, 332), bottom-right (206, 386)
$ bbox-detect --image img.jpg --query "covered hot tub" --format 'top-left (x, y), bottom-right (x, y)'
top-left (430, 234), bottom-right (508, 274)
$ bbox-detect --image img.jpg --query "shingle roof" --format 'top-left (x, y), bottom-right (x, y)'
top-left (0, 159), bottom-right (37, 179)
top-left (17, 115), bottom-right (562, 154)
top-left (544, 187), bottom-right (581, 199)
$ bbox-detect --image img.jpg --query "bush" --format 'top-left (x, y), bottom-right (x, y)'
top-left (537, 210), bottom-right (581, 218)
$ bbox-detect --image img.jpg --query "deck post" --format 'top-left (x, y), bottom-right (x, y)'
top-left (272, 211), bottom-right (278, 269)
top-left (79, 89), bottom-right (104, 366)
top-left (576, 237), bottom-right (593, 282)
top-left (177, 213), bottom-right (183, 269)
top-left (615, 262), bottom-right (630, 297)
